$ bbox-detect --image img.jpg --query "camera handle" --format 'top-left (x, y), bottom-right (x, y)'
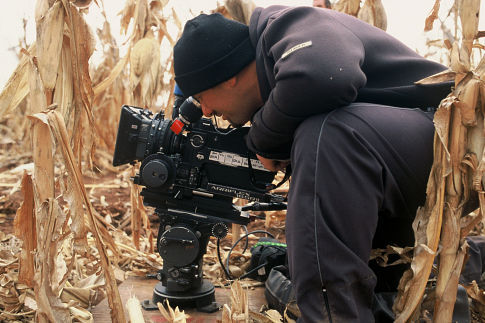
top-left (247, 153), bottom-right (292, 191)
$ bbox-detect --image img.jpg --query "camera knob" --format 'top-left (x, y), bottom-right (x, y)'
top-left (141, 159), bottom-right (169, 188)
top-left (212, 222), bottom-right (228, 239)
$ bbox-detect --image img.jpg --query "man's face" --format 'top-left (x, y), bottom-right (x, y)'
top-left (313, 0), bottom-right (330, 8)
top-left (193, 84), bottom-right (256, 127)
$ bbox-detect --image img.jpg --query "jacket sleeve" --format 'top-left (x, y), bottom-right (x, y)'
top-left (246, 8), bottom-right (367, 159)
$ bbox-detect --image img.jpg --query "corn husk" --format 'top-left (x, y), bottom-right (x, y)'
top-left (458, 0), bottom-right (480, 53)
top-left (333, 0), bottom-right (361, 16)
top-left (157, 299), bottom-right (189, 323)
top-left (222, 280), bottom-right (249, 323)
top-left (130, 34), bottom-right (161, 107)
top-left (357, 0), bottom-right (387, 31)
top-left (126, 295), bottom-right (145, 323)
top-left (224, 0), bottom-right (256, 25)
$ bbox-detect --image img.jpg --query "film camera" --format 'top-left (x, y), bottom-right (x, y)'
top-left (112, 96), bottom-right (286, 312)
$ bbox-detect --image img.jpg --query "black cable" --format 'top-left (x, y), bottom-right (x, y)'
top-left (217, 237), bottom-right (233, 280)
top-left (220, 229), bottom-right (275, 280)
top-left (239, 262), bottom-right (268, 280)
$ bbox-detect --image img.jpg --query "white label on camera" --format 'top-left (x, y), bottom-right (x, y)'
top-left (208, 150), bottom-right (268, 171)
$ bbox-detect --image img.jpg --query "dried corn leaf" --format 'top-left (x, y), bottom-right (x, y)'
top-left (40, 110), bottom-right (125, 323)
top-left (393, 100), bottom-right (452, 321)
top-left (434, 240), bottom-right (470, 322)
top-left (29, 112), bottom-right (54, 202)
top-left (0, 48), bottom-right (31, 120)
top-left (60, 286), bottom-right (92, 308)
top-left (13, 172), bottom-right (36, 288)
top-left (249, 309), bottom-right (283, 322)
top-left (35, 0), bottom-right (50, 22)
top-left (171, 8), bottom-right (182, 31)
top-left (126, 295), bottom-right (145, 323)
top-left (25, 49), bottom-right (48, 116)
top-left (72, 272), bottom-right (108, 306)
top-left (464, 280), bottom-right (485, 305)
top-left (53, 43), bottom-right (75, 125)
top-left (450, 43), bottom-right (471, 74)
top-left (424, 0), bottom-right (441, 31)
top-left (157, 299), bottom-right (189, 322)
top-left (69, 305), bottom-right (93, 322)
top-left (222, 303), bottom-right (232, 322)
top-left (132, 0), bottom-right (148, 41)
top-left (395, 5), bottom-right (484, 315)
top-left (119, 0), bottom-right (137, 36)
top-left (71, 0), bottom-right (93, 8)
top-left (93, 49), bottom-right (131, 97)
top-left (36, 1), bottom-right (64, 103)
top-left (458, 0), bottom-right (480, 52)
top-left (0, 273), bottom-right (22, 313)
top-left (431, 82), bottom-right (468, 323)
top-left (28, 114), bottom-right (70, 321)
top-left (62, 0), bottom-right (96, 166)
top-left (130, 166), bottom-right (148, 250)
top-left (456, 76), bottom-right (480, 126)
top-left (370, 245), bottom-right (413, 267)
top-left (333, 0), bottom-right (361, 16)
top-left (225, 0), bottom-right (256, 25)
top-left (224, 251), bottom-right (251, 278)
top-left (226, 280), bottom-right (249, 322)
top-left (357, 0), bottom-right (387, 31)
top-left (33, 199), bottom-right (71, 323)
top-left (147, 0), bottom-right (166, 30)
top-left (415, 69), bottom-right (455, 85)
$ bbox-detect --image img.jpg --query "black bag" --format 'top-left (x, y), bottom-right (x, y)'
top-left (246, 237), bottom-right (287, 282)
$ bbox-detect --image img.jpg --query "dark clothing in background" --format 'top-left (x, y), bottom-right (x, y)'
top-left (247, 5), bottom-right (452, 159)
top-left (287, 104), bottom-right (435, 322)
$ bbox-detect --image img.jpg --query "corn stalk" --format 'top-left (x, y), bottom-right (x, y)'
top-left (393, 1), bottom-right (483, 321)
top-left (1, 0), bottom-right (126, 321)
top-left (109, 0), bottom-right (182, 250)
top-left (28, 109), bottom-right (126, 323)
top-left (222, 280), bottom-right (249, 323)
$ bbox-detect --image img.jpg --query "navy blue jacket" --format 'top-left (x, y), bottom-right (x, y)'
top-left (246, 6), bottom-right (452, 159)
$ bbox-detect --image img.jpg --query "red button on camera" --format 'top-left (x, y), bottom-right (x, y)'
top-left (170, 119), bottom-right (185, 134)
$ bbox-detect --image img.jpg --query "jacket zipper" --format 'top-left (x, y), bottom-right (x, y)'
top-left (322, 288), bottom-right (333, 323)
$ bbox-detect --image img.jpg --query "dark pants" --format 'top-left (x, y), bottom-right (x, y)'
top-left (286, 103), bottom-right (436, 322)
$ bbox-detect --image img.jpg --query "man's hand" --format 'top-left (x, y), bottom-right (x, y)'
top-left (256, 154), bottom-right (290, 172)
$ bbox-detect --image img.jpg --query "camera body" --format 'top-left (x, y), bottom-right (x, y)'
top-left (113, 102), bottom-right (284, 311)
top-left (113, 105), bottom-right (281, 223)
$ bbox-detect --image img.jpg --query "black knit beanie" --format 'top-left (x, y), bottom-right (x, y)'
top-left (174, 13), bottom-right (255, 97)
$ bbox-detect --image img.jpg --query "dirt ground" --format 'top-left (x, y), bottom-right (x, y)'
top-left (0, 159), bottom-right (483, 322)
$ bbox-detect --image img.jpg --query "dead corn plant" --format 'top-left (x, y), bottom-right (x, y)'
top-left (94, 0), bottom-right (183, 252)
top-left (223, 0), bottom-right (256, 25)
top-left (0, 0), bottom-right (127, 321)
top-left (126, 295), bottom-right (146, 323)
top-left (393, 0), bottom-right (485, 322)
top-left (222, 280), bottom-right (250, 323)
top-left (157, 299), bottom-right (189, 323)
top-left (26, 109), bottom-right (124, 322)
top-left (221, 279), bottom-right (286, 323)
top-left (332, 0), bottom-right (387, 30)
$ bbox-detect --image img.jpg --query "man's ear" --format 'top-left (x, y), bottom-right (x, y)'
top-left (223, 76), bottom-right (237, 88)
